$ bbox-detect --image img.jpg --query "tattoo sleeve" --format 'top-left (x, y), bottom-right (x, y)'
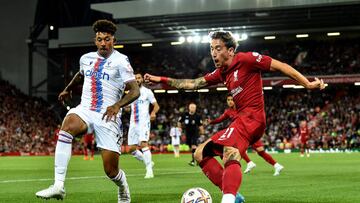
top-left (114, 80), bottom-right (140, 108)
top-left (64, 71), bottom-right (84, 91)
top-left (168, 77), bottom-right (208, 90)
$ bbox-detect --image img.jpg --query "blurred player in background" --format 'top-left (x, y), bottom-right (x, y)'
top-left (128, 73), bottom-right (159, 179)
top-left (145, 30), bottom-right (325, 203)
top-left (83, 133), bottom-right (95, 160)
top-left (299, 120), bottom-right (310, 157)
top-left (178, 103), bottom-right (205, 166)
top-left (208, 94), bottom-right (284, 176)
top-left (169, 121), bottom-right (182, 158)
top-left (36, 19), bottom-right (140, 203)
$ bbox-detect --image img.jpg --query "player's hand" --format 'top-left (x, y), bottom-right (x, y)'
top-left (307, 77), bottom-right (325, 90)
top-left (150, 112), bottom-right (156, 121)
top-left (58, 90), bottom-right (72, 105)
top-left (144, 73), bottom-right (161, 84)
top-left (205, 118), bottom-right (211, 126)
top-left (102, 104), bottom-right (120, 122)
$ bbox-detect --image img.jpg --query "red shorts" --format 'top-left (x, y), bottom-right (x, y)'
top-left (83, 134), bottom-right (94, 144)
top-left (251, 140), bottom-right (264, 149)
top-left (300, 137), bottom-right (308, 145)
top-left (211, 114), bottom-right (265, 156)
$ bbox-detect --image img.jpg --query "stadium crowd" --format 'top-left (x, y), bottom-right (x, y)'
top-left (1, 78), bottom-right (359, 154)
top-left (0, 79), bottom-right (60, 154)
top-left (128, 39), bottom-right (360, 78)
top-left (144, 87), bottom-right (360, 152)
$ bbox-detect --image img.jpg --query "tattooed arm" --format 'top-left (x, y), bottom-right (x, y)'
top-left (144, 73), bottom-right (208, 90)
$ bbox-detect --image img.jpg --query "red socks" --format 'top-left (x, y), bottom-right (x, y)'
top-left (242, 152), bottom-right (251, 163)
top-left (199, 157), bottom-right (224, 190)
top-left (258, 150), bottom-right (276, 165)
top-left (200, 158), bottom-right (242, 196)
top-left (222, 160), bottom-right (242, 195)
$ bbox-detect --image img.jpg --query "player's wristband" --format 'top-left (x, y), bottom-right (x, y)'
top-left (160, 76), bottom-right (169, 83)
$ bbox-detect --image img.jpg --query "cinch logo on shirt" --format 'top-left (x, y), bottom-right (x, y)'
top-left (85, 70), bottom-right (110, 80)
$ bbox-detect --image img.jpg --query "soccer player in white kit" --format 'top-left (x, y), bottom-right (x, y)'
top-left (128, 74), bottom-right (159, 179)
top-left (169, 122), bottom-right (182, 158)
top-left (35, 20), bottom-right (140, 203)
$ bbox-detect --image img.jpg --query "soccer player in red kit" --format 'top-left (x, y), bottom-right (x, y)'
top-left (299, 120), bottom-right (310, 157)
top-left (144, 31), bottom-right (325, 203)
top-left (209, 94), bottom-right (284, 176)
top-left (83, 133), bottom-right (95, 160)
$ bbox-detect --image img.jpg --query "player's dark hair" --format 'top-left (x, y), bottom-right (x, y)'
top-left (226, 94), bottom-right (233, 98)
top-left (92, 19), bottom-right (117, 35)
top-left (209, 31), bottom-right (238, 50)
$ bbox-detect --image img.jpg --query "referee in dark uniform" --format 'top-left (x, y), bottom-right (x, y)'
top-left (178, 102), bottom-right (205, 166)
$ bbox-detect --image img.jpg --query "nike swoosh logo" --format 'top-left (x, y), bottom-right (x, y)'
top-left (270, 80), bottom-right (283, 86)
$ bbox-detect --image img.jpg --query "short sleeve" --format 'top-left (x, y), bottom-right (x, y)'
top-left (147, 89), bottom-right (157, 104)
top-left (119, 57), bottom-right (135, 83)
top-left (204, 68), bottom-right (223, 86)
top-left (244, 52), bottom-right (272, 71)
top-left (79, 55), bottom-right (85, 75)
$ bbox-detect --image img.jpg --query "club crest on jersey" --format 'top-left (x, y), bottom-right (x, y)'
top-left (233, 70), bottom-right (238, 81)
top-left (106, 61), bottom-right (112, 67)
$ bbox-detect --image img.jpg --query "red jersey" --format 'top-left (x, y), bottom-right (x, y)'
top-left (204, 52), bottom-right (272, 123)
top-left (83, 133), bottom-right (94, 143)
top-left (299, 127), bottom-right (309, 142)
top-left (210, 108), bottom-right (238, 124)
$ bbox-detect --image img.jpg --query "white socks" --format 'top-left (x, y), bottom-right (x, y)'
top-left (142, 147), bottom-right (152, 169)
top-left (131, 149), bottom-right (144, 162)
top-left (111, 169), bottom-right (127, 187)
top-left (221, 194), bottom-right (235, 203)
top-left (54, 130), bottom-right (73, 188)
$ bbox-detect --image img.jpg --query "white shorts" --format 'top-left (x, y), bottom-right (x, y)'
top-left (67, 105), bottom-right (123, 154)
top-left (128, 122), bottom-right (150, 145)
top-left (171, 137), bottom-right (180, 146)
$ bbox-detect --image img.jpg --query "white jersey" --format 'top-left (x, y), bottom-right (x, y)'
top-left (170, 127), bottom-right (181, 146)
top-left (129, 86), bottom-right (156, 125)
top-left (170, 127), bottom-right (181, 138)
top-left (79, 50), bottom-right (135, 114)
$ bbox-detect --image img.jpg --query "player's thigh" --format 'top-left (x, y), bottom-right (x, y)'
top-left (194, 139), bottom-right (212, 162)
top-left (128, 126), bottom-right (140, 146)
top-left (252, 140), bottom-right (265, 152)
top-left (138, 128), bottom-right (150, 143)
top-left (61, 113), bottom-right (87, 135)
top-left (101, 149), bottom-right (119, 178)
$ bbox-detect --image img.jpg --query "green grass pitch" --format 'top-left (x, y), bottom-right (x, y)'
top-left (0, 153), bottom-right (359, 203)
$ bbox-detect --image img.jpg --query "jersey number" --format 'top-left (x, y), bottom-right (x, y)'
top-left (218, 127), bottom-right (234, 141)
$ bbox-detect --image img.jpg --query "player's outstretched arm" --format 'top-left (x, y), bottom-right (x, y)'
top-left (102, 80), bottom-right (140, 122)
top-left (144, 73), bottom-right (208, 90)
top-left (58, 71), bottom-right (84, 104)
top-left (270, 59), bottom-right (325, 90)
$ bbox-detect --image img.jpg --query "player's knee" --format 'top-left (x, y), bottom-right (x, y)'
top-left (256, 146), bottom-right (264, 152)
top-left (194, 147), bottom-right (203, 163)
top-left (104, 166), bottom-right (118, 179)
top-left (140, 141), bottom-right (148, 148)
top-left (223, 147), bottom-right (241, 164)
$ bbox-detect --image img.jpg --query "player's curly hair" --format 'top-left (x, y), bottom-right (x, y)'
top-left (92, 19), bottom-right (117, 35)
top-left (209, 30), bottom-right (238, 50)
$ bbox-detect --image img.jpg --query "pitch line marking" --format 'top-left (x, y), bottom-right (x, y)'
top-left (0, 170), bottom-right (201, 184)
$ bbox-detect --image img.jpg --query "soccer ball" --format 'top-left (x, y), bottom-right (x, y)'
top-left (181, 187), bottom-right (212, 203)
